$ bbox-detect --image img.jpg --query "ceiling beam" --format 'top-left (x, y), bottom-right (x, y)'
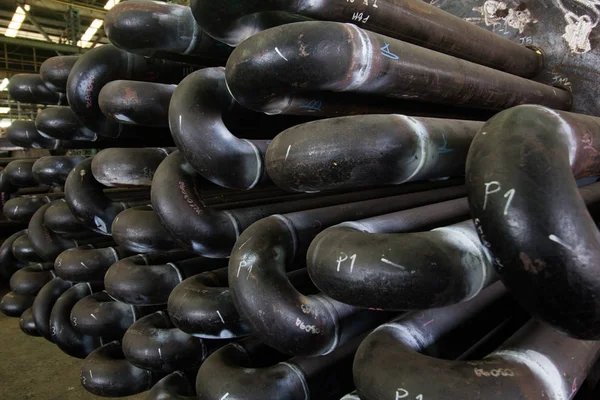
top-left (0, 35), bottom-right (81, 53)
top-left (23, 9), bottom-right (62, 55)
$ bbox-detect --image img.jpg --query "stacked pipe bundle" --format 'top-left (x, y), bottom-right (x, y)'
top-left (2, 0), bottom-right (600, 399)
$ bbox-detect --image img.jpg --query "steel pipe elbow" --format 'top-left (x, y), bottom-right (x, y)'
top-left (225, 22), bottom-right (570, 115)
top-left (44, 199), bottom-right (85, 233)
top-left (9, 263), bottom-right (54, 295)
top-left (3, 195), bottom-right (53, 223)
top-left (91, 147), bottom-right (171, 187)
top-left (123, 311), bottom-right (210, 372)
top-left (11, 234), bottom-right (43, 263)
top-left (33, 156), bottom-right (86, 187)
top-left (32, 277), bottom-right (73, 341)
top-left (4, 158), bottom-right (39, 188)
top-left (28, 202), bottom-right (77, 261)
top-left (39, 56), bottom-right (79, 93)
top-left (105, 252), bottom-right (223, 305)
top-left (35, 107), bottom-right (97, 141)
top-left (54, 245), bottom-right (126, 283)
top-left (146, 371), bottom-right (195, 400)
top-left (167, 268), bottom-right (250, 339)
top-left (8, 74), bottom-right (66, 105)
top-left (6, 120), bottom-right (61, 149)
top-left (0, 231), bottom-right (26, 281)
top-left (266, 115), bottom-right (482, 192)
top-left (50, 283), bottom-right (102, 358)
top-left (467, 105), bottom-right (600, 339)
top-left (0, 291), bottom-right (35, 317)
top-left (105, 0), bottom-right (231, 61)
top-left (81, 341), bottom-right (163, 397)
top-left (111, 206), bottom-right (180, 253)
top-left (19, 307), bottom-right (40, 336)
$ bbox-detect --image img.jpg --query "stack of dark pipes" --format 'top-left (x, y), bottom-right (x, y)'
top-left (1, 0), bottom-right (599, 399)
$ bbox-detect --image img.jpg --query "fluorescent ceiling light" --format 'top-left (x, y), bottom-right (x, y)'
top-left (0, 107), bottom-right (9, 114)
top-left (77, 18), bottom-right (103, 48)
top-left (0, 119), bottom-right (12, 128)
top-left (0, 78), bottom-right (8, 91)
top-left (4, 5), bottom-right (30, 38)
top-left (104, 0), bottom-right (120, 10)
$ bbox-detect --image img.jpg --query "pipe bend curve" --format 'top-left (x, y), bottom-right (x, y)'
top-left (105, 252), bottom-right (222, 305)
top-left (39, 56), bottom-right (79, 93)
top-left (33, 156), bottom-right (86, 186)
top-left (266, 115), bottom-right (482, 192)
top-left (168, 67), bottom-right (269, 190)
top-left (35, 107), bottom-right (97, 141)
top-left (8, 74), bottom-right (66, 105)
top-left (81, 341), bottom-right (162, 397)
top-left (28, 202), bottom-right (77, 261)
top-left (71, 291), bottom-right (161, 339)
top-left (105, 0), bottom-right (231, 62)
top-left (32, 277), bottom-right (73, 341)
top-left (0, 291), bottom-right (35, 317)
top-left (54, 245), bottom-right (127, 283)
top-left (11, 234), bottom-right (44, 263)
top-left (466, 105), bottom-right (600, 339)
top-left (44, 199), bottom-right (85, 233)
top-left (225, 22), bottom-right (570, 115)
top-left (167, 268), bottom-right (250, 339)
top-left (0, 230), bottom-right (27, 277)
top-left (99, 81), bottom-right (175, 127)
top-left (3, 195), bottom-right (52, 223)
top-left (65, 157), bottom-right (133, 235)
top-left (6, 120), bottom-right (61, 149)
top-left (50, 283), bottom-right (102, 358)
top-left (9, 262), bottom-right (54, 295)
top-left (4, 158), bottom-right (39, 188)
top-left (19, 307), bottom-right (40, 336)
top-left (146, 371), bottom-right (195, 400)
top-left (123, 311), bottom-right (209, 372)
top-left (111, 206), bottom-right (180, 253)
top-left (91, 147), bottom-right (171, 187)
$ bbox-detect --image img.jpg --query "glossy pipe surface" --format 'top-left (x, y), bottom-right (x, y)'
top-left (3, 195), bottom-right (54, 223)
top-left (32, 277), bottom-right (73, 341)
top-left (267, 115), bottom-right (482, 192)
top-left (19, 307), bottom-right (40, 336)
top-left (146, 371), bottom-right (195, 400)
top-left (226, 22), bottom-right (570, 115)
top-left (44, 199), bottom-right (85, 233)
top-left (191, 0), bottom-right (542, 77)
top-left (99, 81), bottom-right (175, 127)
top-left (355, 318), bottom-right (600, 400)
top-left (32, 156), bottom-right (86, 187)
top-left (9, 263), bottom-right (54, 295)
top-left (65, 158), bottom-right (148, 235)
top-left (6, 120), bottom-right (98, 150)
top-left (8, 74), bottom-right (66, 105)
top-left (91, 147), bottom-right (171, 187)
top-left (105, 0), bottom-right (231, 62)
top-left (81, 341), bottom-right (163, 397)
top-left (467, 105), bottom-right (600, 339)
top-left (153, 150), bottom-right (464, 257)
top-left (111, 206), bottom-right (180, 253)
top-left (11, 234), bottom-right (44, 263)
top-left (28, 202), bottom-right (78, 261)
top-left (123, 311), bottom-right (210, 372)
top-left (0, 231), bottom-right (26, 282)
top-left (4, 158), bottom-right (39, 188)
top-left (39, 55), bottom-right (79, 93)
top-left (35, 107), bottom-right (97, 141)
top-left (54, 245), bottom-right (127, 283)
top-left (229, 185), bottom-right (467, 355)
top-left (67, 44), bottom-right (194, 138)
top-left (105, 252), bottom-right (224, 305)
top-left (50, 283), bottom-right (102, 358)
top-left (0, 291), bottom-right (35, 317)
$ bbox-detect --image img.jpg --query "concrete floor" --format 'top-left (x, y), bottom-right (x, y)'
top-left (0, 300), bottom-right (146, 400)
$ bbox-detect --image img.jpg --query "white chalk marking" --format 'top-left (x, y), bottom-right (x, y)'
top-left (80, 262), bottom-right (88, 269)
top-left (216, 310), bottom-right (225, 324)
top-left (549, 234), bottom-right (574, 251)
top-left (285, 145), bottom-right (291, 161)
top-left (275, 47), bottom-right (289, 61)
top-left (90, 313), bottom-right (97, 320)
top-left (158, 348), bottom-right (162, 358)
top-left (220, 393), bottom-right (230, 400)
top-left (238, 237), bottom-right (251, 250)
top-left (381, 258), bottom-right (406, 270)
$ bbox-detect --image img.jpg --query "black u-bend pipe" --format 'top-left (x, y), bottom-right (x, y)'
top-left (0, 291), bottom-right (35, 317)
top-left (0, 230), bottom-right (26, 282)
top-left (8, 74), bottom-right (66, 105)
top-left (91, 147), bottom-right (172, 187)
top-left (81, 341), bottom-right (164, 397)
top-left (225, 22), bottom-right (570, 115)
top-left (65, 158), bottom-right (149, 235)
top-left (104, 252), bottom-right (224, 305)
top-left (28, 202), bottom-right (80, 261)
top-left (50, 282), bottom-right (103, 358)
top-left (229, 185), bottom-right (467, 355)
top-left (6, 120), bottom-right (98, 150)
top-left (105, 0), bottom-right (231, 62)
top-left (266, 115), bottom-right (482, 192)
top-left (9, 262), bottom-right (54, 295)
top-left (67, 44), bottom-right (195, 138)
top-left (3, 194), bottom-right (56, 223)
top-left (39, 55), bottom-right (79, 93)
top-left (466, 105), bottom-right (600, 339)
top-left (153, 150), bottom-right (464, 257)
top-left (32, 277), bottom-right (73, 341)
top-left (146, 371), bottom-right (195, 400)
top-left (20, 307), bottom-right (40, 336)
top-left (3, 158), bottom-right (40, 188)
top-left (191, 0), bottom-right (542, 78)
top-left (122, 311), bottom-right (212, 372)
top-left (32, 156), bottom-right (86, 187)
top-left (11, 234), bottom-right (44, 263)
top-left (44, 199), bottom-right (85, 233)
top-left (54, 245), bottom-right (129, 284)
top-left (111, 206), bottom-right (181, 253)
top-left (35, 107), bottom-right (98, 141)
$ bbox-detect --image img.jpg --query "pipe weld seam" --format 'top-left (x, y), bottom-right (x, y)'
top-left (271, 214), bottom-right (298, 261)
top-left (342, 23), bottom-right (373, 92)
top-left (166, 262), bottom-right (184, 283)
top-left (222, 210), bottom-right (241, 238)
top-left (395, 115), bottom-right (428, 184)
top-left (280, 362), bottom-right (310, 400)
top-left (182, 22), bottom-right (201, 55)
top-left (312, 294), bottom-right (341, 355)
top-left (241, 139), bottom-right (263, 189)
